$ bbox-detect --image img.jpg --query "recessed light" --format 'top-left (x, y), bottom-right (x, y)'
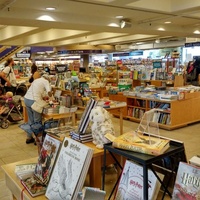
top-left (194, 30), bottom-right (200, 34)
top-left (37, 15), bottom-right (55, 21)
top-left (158, 28), bottom-right (165, 31)
top-left (46, 7), bottom-right (56, 11)
top-left (108, 23), bottom-right (119, 27)
top-left (164, 21), bottom-right (171, 24)
top-left (116, 15), bottom-right (123, 19)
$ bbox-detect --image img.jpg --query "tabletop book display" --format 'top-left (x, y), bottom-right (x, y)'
top-left (114, 160), bottom-right (164, 200)
top-left (45, 137), bottom-right (94, 200)
top-left (19, 134), bottom-right (61, 197)
top-left (172, 162), bottom-right (200, 200)
top-left (111, 109), bottom-right (170, 155)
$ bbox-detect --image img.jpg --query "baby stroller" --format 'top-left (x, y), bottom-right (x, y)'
top-left (0, 96), bottom-right (23, 129)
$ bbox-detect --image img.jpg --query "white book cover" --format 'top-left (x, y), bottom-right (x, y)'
top-left (45, 137), bottom-right (94, 200)
top-left (115, 160), bottom-right (163, 200)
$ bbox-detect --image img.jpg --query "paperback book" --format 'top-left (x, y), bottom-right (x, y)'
top-left (172, 162), bottom-right (200, 200)
top-left (19, 134), bottom-right (61, 197)
top-left (112, 131), bottom-right (170, 156)
top-left (45, 137), bottom-right (94, 200)
top-left (115, 160), bottom-right (163, 200)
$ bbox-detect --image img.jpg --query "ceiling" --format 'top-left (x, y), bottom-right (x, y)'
top-left (1, 0), bottom-right (200, 52)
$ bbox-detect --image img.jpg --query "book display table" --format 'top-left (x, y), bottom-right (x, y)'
top-left (102, 140), bottom-right (186, 200)
top-left (79, 104), bottom-right (126, 135)
top-left (1, 142), bottom-right (120, 200)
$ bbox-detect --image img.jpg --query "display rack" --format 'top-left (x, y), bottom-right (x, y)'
top-left (102, 138), bottom-right (187, 200)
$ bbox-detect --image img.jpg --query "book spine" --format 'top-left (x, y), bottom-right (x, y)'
top-left (112, 141), bottom-right (156, 155)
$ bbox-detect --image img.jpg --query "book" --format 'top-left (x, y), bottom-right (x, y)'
top-left (189, 155), bottom-right (200, 167)
top-left (115, 160), bottom-right (163, 200)
top-left (112, 131), bottom-right (170, 156)
top-left (19, 134), bottom-right (61, 197)
top-left (82, 187), bottom-right (106, 200)
top-left (45, 137), bottom-right (94, 200)
top-left (15, 163), bottom-right (36, 178)
top-left (172, 162), bottom-right (200, 200)
top-left (77, 98), bottom-right (97, 134)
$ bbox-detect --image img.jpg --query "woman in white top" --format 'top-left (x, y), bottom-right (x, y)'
top-left (23, 73), bottom-right (53, 144)
top-left (2, 57), bottom-right (17, 94)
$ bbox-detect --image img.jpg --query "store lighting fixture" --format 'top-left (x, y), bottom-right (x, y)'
top-left (108, 23), bottom-right (119, 27)
top-left (158, 27), bottom-right (165, 31)
top-left (194, 30), bottom-right (200, 34)
top-left (116, 15), bottom-right (123, 19)
top-left (37, 15), bottom-right (55, 21)
top-left (164, 21), bottom-right (171, 24)
top-left (46, 7), bottom-right (56, 11)
top-left (120, 19), bottom-right (131, 28)
top-left (155, 39), bottom-right (161, 43)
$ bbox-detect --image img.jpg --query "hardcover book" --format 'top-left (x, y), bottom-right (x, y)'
top-left (172, 162), bottom-right (200, 200)
top-left (115, 160), bottom-right (163, 200)
top-left (112, 131), bottom-right (170, 156)
top-left (19, 134), bottom-right (61, 197)
top-left (45, 137), bottom-right (94, 200)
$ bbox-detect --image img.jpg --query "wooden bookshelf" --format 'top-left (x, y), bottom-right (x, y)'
top-left (109, 92), bottom-right (200, 130)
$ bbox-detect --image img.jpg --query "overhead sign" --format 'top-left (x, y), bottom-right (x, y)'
top-left (185, 42), bottom-right (200, 47)
top-left (15, 53), bottom-right (31, 58)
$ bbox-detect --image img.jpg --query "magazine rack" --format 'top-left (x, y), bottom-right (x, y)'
top-left (102, 138), bottom-right (187, 200)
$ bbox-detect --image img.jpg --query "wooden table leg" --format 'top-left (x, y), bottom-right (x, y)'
top-left (119, 108), bottom-right (123, 135)
top-left (88, 156), bottom-right (102, 188)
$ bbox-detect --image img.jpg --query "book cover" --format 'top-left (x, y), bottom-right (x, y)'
top-left (19, 134), bottom-right (61, 197)
top-left (189, 156), bottom-right (200, 167)
top-left (34, 134), bottom-right (61, 184)
top-left (20, 173), bottom-right (47, 197)
top-left (82, 187), bottom-right (106, 200)
top-left (45, 137), bottom-right (94, 200)
top-left (115, 160), bottom-right (163, 200)
top-left (172, 162), bottom-right (200, 200)
top-left (112, 131), bottom-right (170, 156)
top-left (77, 98), bottom-right (97, 134)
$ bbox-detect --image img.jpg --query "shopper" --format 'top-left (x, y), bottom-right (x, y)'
top-left (29, 63), bottom-right (41, 83)
top-left (0, 66), bottom-right (12, 95)
top-left (23, 73), bottom-right (53, 144)
top-left (2, 58), bottom-right (17, 94)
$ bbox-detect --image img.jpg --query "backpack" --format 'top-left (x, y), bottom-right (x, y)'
top-left (0, 67), bottom-right (12, 86)
top-left (187, 67), bottom-right (197, 81)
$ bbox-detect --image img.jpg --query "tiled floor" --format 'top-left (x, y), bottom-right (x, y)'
top-left (0, 117), bottom-right (200, 200)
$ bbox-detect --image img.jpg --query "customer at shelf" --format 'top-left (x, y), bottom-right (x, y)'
top-left (23, 73), bottom-right (53, 145)
top-left (29, 63), bottom-right (41, 83)
top-left (2, 58), bottom-right (17, 94)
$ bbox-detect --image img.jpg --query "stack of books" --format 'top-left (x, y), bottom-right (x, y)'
top-left (70, 131), bottom-right (93, 143)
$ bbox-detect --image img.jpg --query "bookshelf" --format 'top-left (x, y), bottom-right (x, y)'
top-left (109, 92), bottom-right (200, 130)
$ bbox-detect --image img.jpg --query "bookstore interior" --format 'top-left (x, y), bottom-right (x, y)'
top-left (2, 2), bottom-right (200, 198)
top-left (1, 42), bottom-right (200, 200)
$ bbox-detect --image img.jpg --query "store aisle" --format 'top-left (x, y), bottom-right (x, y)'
top-left (0, 118), bottom-right (200, 200)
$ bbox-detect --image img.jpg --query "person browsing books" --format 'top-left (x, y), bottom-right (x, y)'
top-left (29, 63), bottom-right (41, 83)
top-left (23, 72), bottom-right (53, 144)
top-left (2, 58), bottom-right (17, 94)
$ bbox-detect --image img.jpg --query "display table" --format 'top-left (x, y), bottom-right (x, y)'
top-left (21, 99), bottom-right (76, 126)
top-left (102, 140), bottom-right (186, 200)
top-left (43, 112), bottom-right (76, 126)
top-left (1, 141), bottom-right (120, 200)
top-left (78, 104), bottom-right (126, 135)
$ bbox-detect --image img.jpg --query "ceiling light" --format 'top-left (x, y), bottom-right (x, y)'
top-left (158, 28), bottom-right (165, 31)
top-left (194, 30), bottom-right (200, 34)
top-left (116, 16), bottom-right (123, 19)
top-left (155, 39), bottom-right (160, 43)
top-left (120, 19), bottom-right (131, 28)
top-left (164, 21), bottom-right (171, 24)
top-left (108, 23), bottom-right (119, 27)
top-left (37, 15), bottom-right (55, 21)
top-left (46, 7), bottom-right (56, 11)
